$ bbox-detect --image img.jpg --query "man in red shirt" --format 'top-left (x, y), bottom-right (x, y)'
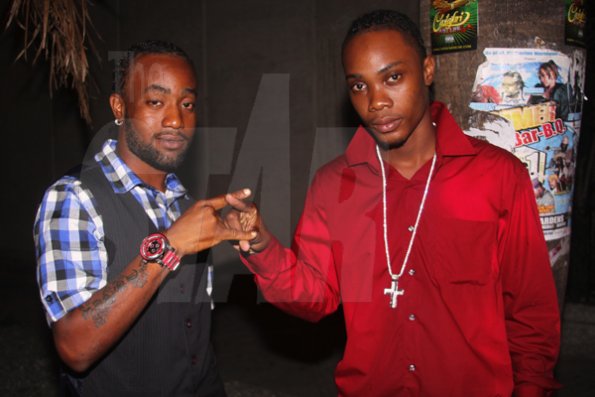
top-left (227, 10), bottom-right (560, 397)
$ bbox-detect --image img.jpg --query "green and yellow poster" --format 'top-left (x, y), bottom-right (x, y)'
top-left (565, 0), bottom-right (586, 47)
top-left (430, 0), bottom-right (478, 54)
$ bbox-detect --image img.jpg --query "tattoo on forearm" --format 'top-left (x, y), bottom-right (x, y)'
top-left (81, 261), bottom-right (150, 328)
top-left (126, 260), bottom-right (149, 287)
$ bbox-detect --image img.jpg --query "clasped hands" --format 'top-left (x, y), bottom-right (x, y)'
top-left (163, 188), bottom-right (269, 257)
top-left (224, 189), bottom-right (270, 254)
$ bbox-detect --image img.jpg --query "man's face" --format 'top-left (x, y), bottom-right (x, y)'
top-left (538, 68), bottom-right (556, 90)
top-left (342, 29), bottom-right (434, 149)
top-left (119, 53), bottom-right (197, 173)
top-left (501, 76), bottom-right (520, 98)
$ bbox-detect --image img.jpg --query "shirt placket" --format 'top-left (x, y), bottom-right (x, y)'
top-left (389, 169), bottom-right (424, 393)
top-left (152, 190), bottom-right (173, 230)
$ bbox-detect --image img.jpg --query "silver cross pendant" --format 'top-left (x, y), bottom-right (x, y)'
top-left (384, 278), bottom-right (404, 309)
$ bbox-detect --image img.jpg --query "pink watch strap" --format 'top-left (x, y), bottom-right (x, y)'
top-left (162, 249), bottom-right (181, 271)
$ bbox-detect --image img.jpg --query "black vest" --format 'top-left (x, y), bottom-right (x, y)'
top-left (64, 162), bottom-right (225, 397)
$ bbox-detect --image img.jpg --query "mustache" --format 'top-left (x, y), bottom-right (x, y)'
top-left (123, 120), bottom-right (192, 142)
top-left (154, 131), bottom-right (191, 141)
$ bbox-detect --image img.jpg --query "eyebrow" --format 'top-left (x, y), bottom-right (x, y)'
top-left (345, 61), bottom-right (404, 80)
top-left (378, 61), bottom-right (403, 74)
top-left (183, 87), bottom-right (197, 96)
top-left (144, 85), bottom-right (197, 96)
top-left (145, 84), bottom-right (170, 94)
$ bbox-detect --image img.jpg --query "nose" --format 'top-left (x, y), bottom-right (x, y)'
top-left (162, 104), bottom-right (183, 129)
top-left (368, 86), bottom-right (393, 112)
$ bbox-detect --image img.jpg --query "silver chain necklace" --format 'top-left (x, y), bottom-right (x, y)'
top-left (375, 145), bottom-right (437, 309)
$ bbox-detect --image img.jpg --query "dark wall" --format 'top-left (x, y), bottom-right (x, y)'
top-left (1, 0), bottom-right (417, 296)
top-left (1, 0), bottom-right (89, 266)
top-left (3, 0), bottom-right (593, 302)
top-left (0, 4), bottom-right (420, 394)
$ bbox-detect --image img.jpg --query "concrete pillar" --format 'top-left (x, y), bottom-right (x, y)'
top-left (420, 0), bottom-right (588, 309)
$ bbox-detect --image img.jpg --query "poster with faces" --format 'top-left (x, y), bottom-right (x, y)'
top-left (466, 47), bottom-right (586, 242)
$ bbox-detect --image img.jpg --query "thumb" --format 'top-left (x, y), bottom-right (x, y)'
top-left (203, 188), bottom-right (250, 211)
top-left (225, 188), bottom-right (252, 209)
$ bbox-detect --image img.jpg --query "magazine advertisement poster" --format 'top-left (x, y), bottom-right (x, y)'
top-left (467, 48), bottom-right (585, 241)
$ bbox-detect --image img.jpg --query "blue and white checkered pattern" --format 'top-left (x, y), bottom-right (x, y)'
top-left (34, 139), bottom-right (189, 323)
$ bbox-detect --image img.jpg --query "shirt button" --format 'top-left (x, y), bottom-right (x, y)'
top-left (408, 314), bottom-right (416, 321)
top-left (408, 364), bottom-right (416, 372)
top-left (408, 225), bottom-right (415, 232)
top-left (185, 319), bottom-right (192, 328)
top-left (408, 269), bottom-right (416, 276)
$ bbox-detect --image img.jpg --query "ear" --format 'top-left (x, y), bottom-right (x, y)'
top-left (423, 55), bottom-right (435, 87)
top-left (109, 93), bottom-right (125, 121)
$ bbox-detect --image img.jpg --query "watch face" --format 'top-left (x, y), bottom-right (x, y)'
top-left (140, 234), bottom-right (166, 261)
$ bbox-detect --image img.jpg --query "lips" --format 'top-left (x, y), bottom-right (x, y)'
top-left (155, 133), bottom-right (188, 150)
top-left (370, 117), bottom-right (401, 134)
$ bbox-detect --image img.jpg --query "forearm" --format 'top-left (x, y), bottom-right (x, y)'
top-left (502, 170), bottom-right (561, 392)
top-left (52, 256), bottom-right (169, 372)
top-left (242, 236), bottom-right (340, 322)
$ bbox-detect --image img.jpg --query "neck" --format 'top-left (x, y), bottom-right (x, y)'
top-left (379, 114), bottom-right (436, 180)
top-left (116, 142), bottom-right (168, 192)
top-left (136, 169), bottom-right (168, 192)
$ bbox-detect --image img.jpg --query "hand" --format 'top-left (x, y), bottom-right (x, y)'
top-left (225, 190), bottom-right (271, 254)
top-left (163, 189), bottom-right (257, 257)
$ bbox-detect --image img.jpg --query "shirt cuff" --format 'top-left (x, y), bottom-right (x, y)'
top-left (40, 291), bottom-right (67, 323)
top-left (239, 235), bottom-right (289, 280)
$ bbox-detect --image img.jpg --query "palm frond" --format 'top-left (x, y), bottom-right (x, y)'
top-left (5, 0), bottom-right (100, 124)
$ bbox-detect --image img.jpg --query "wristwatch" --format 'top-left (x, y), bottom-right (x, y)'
top-left (139, 233), bottom-right (181, 271)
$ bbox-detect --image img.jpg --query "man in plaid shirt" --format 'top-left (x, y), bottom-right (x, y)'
top-left (33, 40), bottom-right (254, 396)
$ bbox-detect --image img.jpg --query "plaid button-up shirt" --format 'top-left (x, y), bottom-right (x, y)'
top-left (34, 139), bottom-right (197, 323)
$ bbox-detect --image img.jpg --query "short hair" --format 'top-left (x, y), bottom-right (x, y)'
top-left (113, 40), bottom-right (194, 94)
top-left (342, 9), bottom-right (426, 63)
top-left (503, 71), bottom-right (525, 89)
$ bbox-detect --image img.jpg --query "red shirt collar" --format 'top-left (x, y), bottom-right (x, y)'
top-left (345, 101), bottom-right (477, 169)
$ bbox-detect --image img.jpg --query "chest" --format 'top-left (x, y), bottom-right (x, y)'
top-left (323, 157), bottom-right (503, 296)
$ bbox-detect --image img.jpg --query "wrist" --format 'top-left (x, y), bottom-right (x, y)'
top-left (161, 230), bottom-right (187, 258)
top-left (249, 230), bottom-right (272, 253)
top-left (140, 233), bottom-right (181, 272)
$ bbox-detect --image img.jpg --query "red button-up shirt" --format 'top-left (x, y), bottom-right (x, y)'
top-left (242, 102), bottom-right (560, 396)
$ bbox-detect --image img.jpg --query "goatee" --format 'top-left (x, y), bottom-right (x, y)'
top-left (124, 121), bottom-right (190, 173)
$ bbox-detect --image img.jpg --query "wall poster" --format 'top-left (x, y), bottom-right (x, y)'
top-left (565, 0), bottom-right (586, 47)
top-left (430, 0), bottom-right (478, 54)
top-left (466, 47), bottom-right (586, 241)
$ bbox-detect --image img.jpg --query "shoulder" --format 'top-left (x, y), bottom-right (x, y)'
top-left (36, 173), bottom-right (98, 223)
top-left (311, 154), bottom-right (351, 186)
top-left (466, 136), bottom-right (529, 181)
top-left (40, 175), bottom-right (85, 205)
top-left (554, 83), bottom-right (569, 95)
